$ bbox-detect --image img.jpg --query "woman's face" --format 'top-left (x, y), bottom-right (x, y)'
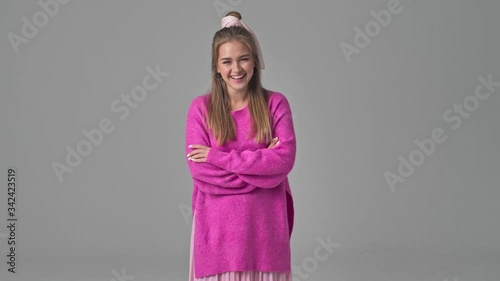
top-left (216, 40), bottom-right (255, 96)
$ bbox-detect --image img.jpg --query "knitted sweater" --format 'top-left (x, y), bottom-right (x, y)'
top-left (185, 90), bottom-right (296, 278)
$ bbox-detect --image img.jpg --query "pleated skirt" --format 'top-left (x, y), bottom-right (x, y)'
top-left (189, 211), bottom-right (292, 281)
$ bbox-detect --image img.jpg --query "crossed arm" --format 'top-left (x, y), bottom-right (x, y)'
top-left (185, 95), bottom-right (296, 195)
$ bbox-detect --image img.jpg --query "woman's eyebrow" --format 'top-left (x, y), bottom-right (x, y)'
top-left (220, 54), bottom-right (251, 60)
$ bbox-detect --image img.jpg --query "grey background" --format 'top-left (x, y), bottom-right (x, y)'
top-left (1, 0), bottom-right (499, 280)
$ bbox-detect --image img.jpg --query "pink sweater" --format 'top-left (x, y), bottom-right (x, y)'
top-left (185, 90), bottom-right (296, 278)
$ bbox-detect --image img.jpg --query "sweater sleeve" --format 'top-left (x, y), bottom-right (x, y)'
top-left (192, 177), bottom-right (256, 195)
top-left (205, 94), bottom-right (296, 180)
top-left (236, 172), bottom-right (290, 189)
top-left (185, 97), bottom-right (256, 194)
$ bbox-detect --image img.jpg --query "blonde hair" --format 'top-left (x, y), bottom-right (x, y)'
top-left (206, 11), bottom-right (272, 146)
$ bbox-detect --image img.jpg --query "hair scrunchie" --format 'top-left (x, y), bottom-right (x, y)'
top-left (221, 15), bottom-right (265, 70)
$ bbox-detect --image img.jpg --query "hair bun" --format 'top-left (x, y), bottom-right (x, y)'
top-left (226, 11), bottom-right (242, 20)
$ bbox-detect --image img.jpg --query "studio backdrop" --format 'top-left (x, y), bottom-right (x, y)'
top-left (1, 0), bottom-right (499, 281)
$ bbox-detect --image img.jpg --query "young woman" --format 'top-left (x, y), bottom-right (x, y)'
top-left (185, 11), bottom-right (297, 281)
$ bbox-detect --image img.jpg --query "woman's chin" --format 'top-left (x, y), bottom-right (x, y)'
top-left (227, 82), bottom-right (249, 93)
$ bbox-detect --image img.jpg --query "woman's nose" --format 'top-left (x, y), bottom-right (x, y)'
top-left (232, 62), bottom-right (242, 71)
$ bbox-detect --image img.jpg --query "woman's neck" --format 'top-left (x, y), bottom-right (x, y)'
top-left (227, 90), bottom-right (248, 106)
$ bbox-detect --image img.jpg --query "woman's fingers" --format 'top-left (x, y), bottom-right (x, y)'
top-left (188, 152), bottom-right (206, 162)
top-left (187, 145), bottom-right (210, 162)
top-left (190, 155), bottom-right (206, 162)
top-left (268, 138), bottom-right (276, 148)
top-left (188, 150), bottom-right (206, 159)
top-left (268, 137), bottom-right (280, 149)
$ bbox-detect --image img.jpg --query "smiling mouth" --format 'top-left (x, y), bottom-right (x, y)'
top-left (230, 74), bottom-right (246, 80)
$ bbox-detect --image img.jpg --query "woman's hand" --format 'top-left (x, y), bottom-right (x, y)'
top-left (268, 137), bottom-right (280, 149)
top-left (187, 144), bottom-right (211, 163)
top-left (188, 137), bottom-right (279, 163)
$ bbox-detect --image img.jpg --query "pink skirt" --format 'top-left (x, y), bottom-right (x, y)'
top-left (189, 211), bottom-right (292, 281)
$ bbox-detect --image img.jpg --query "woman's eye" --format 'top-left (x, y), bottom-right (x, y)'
top-left (221, 58), bottom-right (247, 64)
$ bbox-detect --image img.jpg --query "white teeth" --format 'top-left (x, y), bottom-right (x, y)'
top-left (231, 74), bottom-right (245, 79)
